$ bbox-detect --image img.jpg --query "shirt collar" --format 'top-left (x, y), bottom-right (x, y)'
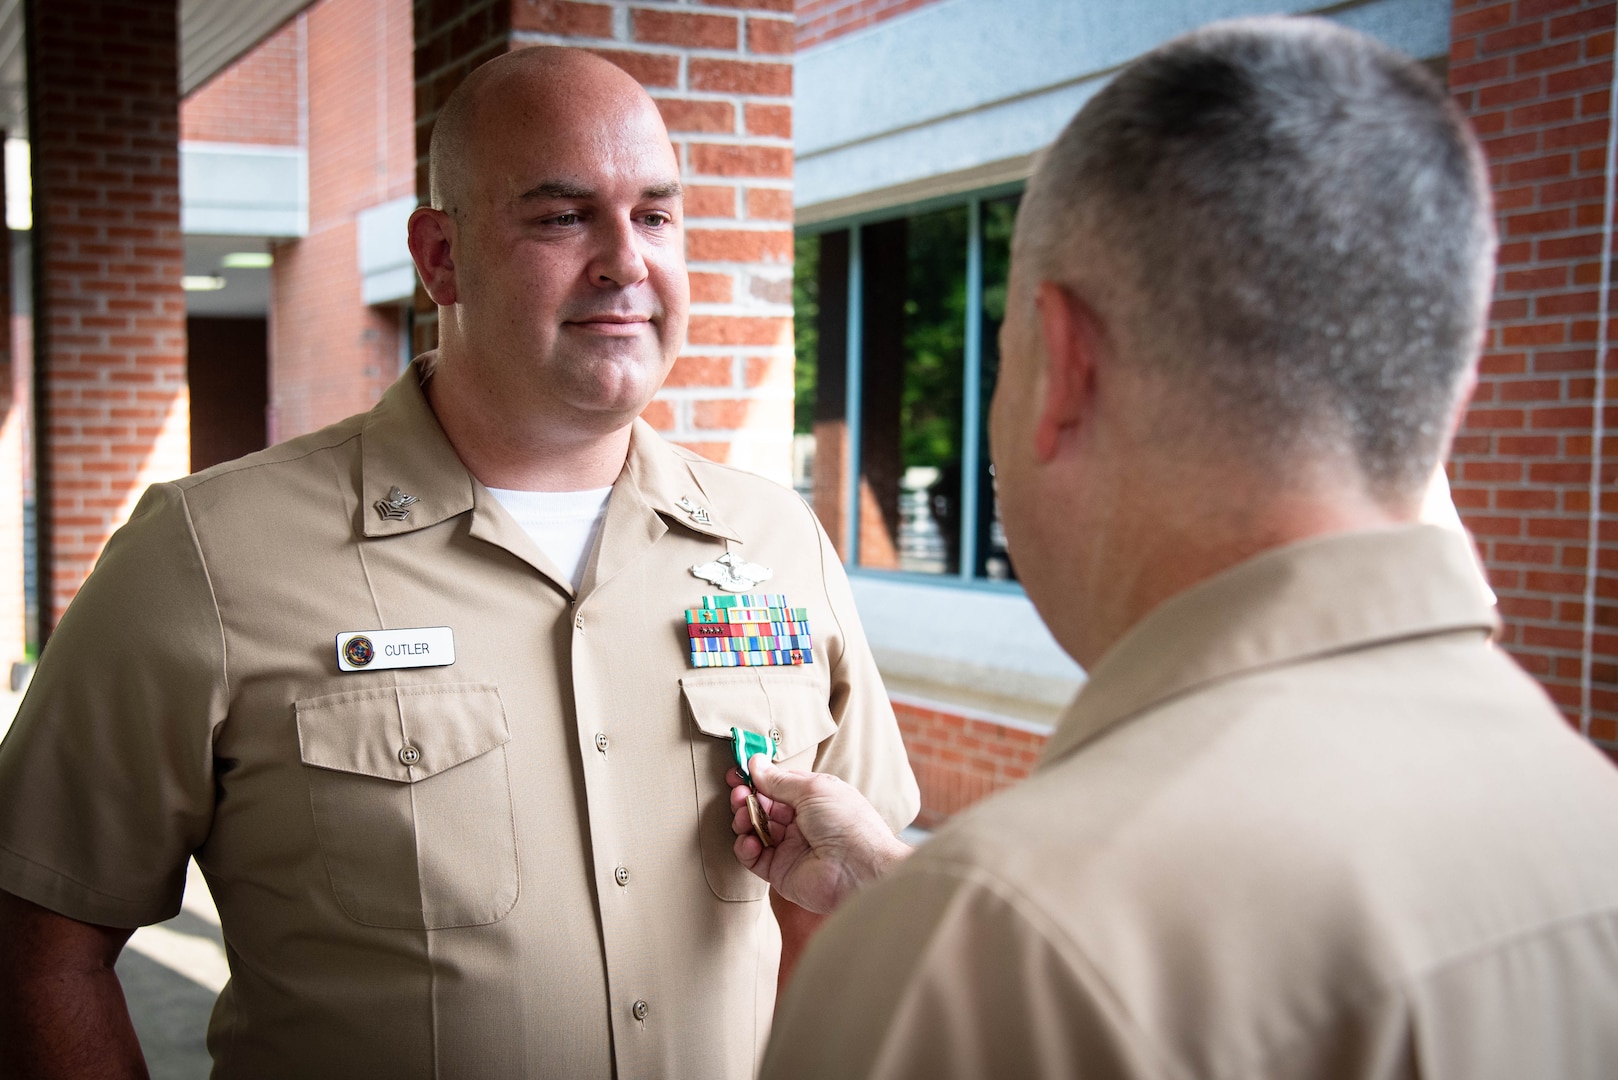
top-left (621, 418), bottom-right (743, 544)
top-left (358, 362), bottom-right (743, 545)
top-left (359, 361), bottom-right (477, 538)
top-left (1039, 525), bottom-right (1501, 769)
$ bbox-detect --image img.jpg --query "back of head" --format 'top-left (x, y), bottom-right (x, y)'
top-left (1020, 17), bottom-right (1496, 502)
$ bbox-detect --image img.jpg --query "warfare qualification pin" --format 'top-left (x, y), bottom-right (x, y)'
top-left (691, 551), bottom-right (772, 592)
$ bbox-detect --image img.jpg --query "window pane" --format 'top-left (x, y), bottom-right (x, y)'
top-left (802, 231), bottom-right (851, 554)
top-left (857, 207), bottom-right (968, 575)
top-left (792, 234), bottom-right (819, 503)
top-left (976, 193), bottom-right (1020, 582)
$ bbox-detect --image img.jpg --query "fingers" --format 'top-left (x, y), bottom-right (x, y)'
top-left (733, 830), bottom-right (765, 869)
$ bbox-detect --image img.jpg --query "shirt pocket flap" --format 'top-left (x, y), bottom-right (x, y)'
top-left (295, 683), bottom-right (509, 783)
top-left (679, 671), bottom-right (836, 761)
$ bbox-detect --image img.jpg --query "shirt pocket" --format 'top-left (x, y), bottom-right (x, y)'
top-left (295, 682), bottom-right (519, 930)
top-left (680, 671), bottom-right (838, 902)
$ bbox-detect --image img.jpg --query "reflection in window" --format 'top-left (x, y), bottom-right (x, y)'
top-left (976, 195), bottom-right (1019, 582)
top-left (858, 208), bottom-right (967, 575)
top-left (795, 188), bottom-right (1021, 585)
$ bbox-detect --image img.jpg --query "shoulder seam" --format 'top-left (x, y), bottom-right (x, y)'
top-left (179, 428), bottom-right (361, 490)
top-left (174, 484), bottom-right (232, 710)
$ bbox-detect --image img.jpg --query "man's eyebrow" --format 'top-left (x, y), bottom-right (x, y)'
top-left (519, 181), bottom-right (596, 201)
top-left (517, 181), bottom-right (685, 201)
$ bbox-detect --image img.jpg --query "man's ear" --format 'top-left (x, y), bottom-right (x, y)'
top-left (1032, 281), bottom-right (1099, 463)
top-left (408, 207), bottom-right (458, 306)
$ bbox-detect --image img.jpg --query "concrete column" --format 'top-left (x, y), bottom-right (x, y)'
top-left (0, 131), bottom-right (23, 671)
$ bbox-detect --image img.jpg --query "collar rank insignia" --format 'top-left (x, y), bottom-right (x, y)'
top-left (374, 485), bottom-right (419, 522)
top-left (687, 594), bottom-right (812, 668)
top-left (691, 550), bottom-right (772, 592)
top-left (676, 496), bottom-right (714, 526)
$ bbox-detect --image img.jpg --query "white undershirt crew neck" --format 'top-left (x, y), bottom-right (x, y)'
top-left (486, 485), bottom-right (614, 590)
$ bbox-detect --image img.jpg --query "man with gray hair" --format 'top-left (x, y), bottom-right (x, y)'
top-left (728, 17), bottom-right (1618, 1078)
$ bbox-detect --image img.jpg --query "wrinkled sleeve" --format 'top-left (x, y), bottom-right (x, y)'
top-left (0, 483), bottom-right (230, 927)
top-left (761, 860), bottom-right (1158, 1080)
top-left (801, 497), bottom-right (920, 834)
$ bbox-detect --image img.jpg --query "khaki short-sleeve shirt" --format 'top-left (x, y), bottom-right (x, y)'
top-left (764, 527), bottom-right (1618, 1080)
top-left (0, 366), bottom-right (919, 1079)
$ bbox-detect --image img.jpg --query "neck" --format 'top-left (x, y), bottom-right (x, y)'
top-left (422, 352), bottom-right (634, 491)
top-left (1052, 456), bottom-right (1411, 670)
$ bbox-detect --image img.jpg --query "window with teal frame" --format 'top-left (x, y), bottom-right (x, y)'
top-left (794, 186), bottom-right (1023, 586)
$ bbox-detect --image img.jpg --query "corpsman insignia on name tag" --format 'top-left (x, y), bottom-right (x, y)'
top-left (374, 486), bottom-right (419, 522)
top-left (336, 626), bottom-right (456, 672)
top-left (691, 551), bottom-right (772, 592)
top-left (685, 594), bottom-right (812, 668)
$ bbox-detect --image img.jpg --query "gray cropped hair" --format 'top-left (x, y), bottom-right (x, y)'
top-left (1019, 16), bottom-right (1496, 497)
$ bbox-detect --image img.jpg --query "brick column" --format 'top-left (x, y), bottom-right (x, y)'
top-left (414, 0), bottom-right (796, 483)
top-left (270, 0), bottom-right (417, 441)
top-left (1449, 0), bottom-right (1618, 747)
top-left (27, 0), bottom-right (189, 637)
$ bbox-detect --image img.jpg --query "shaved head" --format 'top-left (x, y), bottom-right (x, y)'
top-left (429, 47), bottom-right (659, 219)
top-left (405, 43), bottom-right (688, 476)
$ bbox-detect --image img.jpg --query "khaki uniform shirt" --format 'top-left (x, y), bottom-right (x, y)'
top-left (0, 366), bottom-right (918, 1079)
top-left (766, 526), bottom-right (1618, 1079)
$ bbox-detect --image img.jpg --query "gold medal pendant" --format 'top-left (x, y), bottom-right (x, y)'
top-left (746, 791), bottom-right (772, 848)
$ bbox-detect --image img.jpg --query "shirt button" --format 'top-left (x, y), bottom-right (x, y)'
top-left (595, 732), bottom-right (609, 753)
top-left (575, 615), bottom-right (585, 630)
top-left (632, 999), bottom-right (649, 1022)
top-left (768, 727), bottom-right (782, 746)
top-left (398, 745), bottom-right (420, 766)
top-left (614, 865), bottom-right (630, 887)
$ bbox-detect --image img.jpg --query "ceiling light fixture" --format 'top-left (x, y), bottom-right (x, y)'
top-left (182, 275), bottom-right (228, 292)
top-left (220, 252), bottom-right (273, 269)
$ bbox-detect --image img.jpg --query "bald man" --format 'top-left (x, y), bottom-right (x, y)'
top-left (729, 18), bottom-right (1618, 1080)
top-left (0, 48), bottom-right (916, 1079)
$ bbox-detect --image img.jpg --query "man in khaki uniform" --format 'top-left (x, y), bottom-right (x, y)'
top-left (0, 48), bottom-right (917, 1078)
top-left (729, 18), bottom-right (1618, 1079)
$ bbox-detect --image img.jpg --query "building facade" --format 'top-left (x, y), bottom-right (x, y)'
top-left (0, 0), bottom-right (1611, 830)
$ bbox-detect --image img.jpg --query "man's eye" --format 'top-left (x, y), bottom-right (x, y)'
top-left (642, 213), bottom-right (672, 228)
top-left (549, 212), bottom-right (581, 226)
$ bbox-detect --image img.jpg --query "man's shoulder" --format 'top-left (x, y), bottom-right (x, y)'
top-left (663, 442), bottom-right (822, 536)
top-left (173, 410), bottom-right (366, 497)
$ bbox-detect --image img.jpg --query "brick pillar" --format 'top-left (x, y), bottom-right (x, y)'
top-left (269, 0), bottom-right (417, 442)
top-left (27, 0), bottom-right (189, 638)
top-left (414, 0), bottom-right (796, 482)
top-left (1449, 0), bottom-right (1618, 747)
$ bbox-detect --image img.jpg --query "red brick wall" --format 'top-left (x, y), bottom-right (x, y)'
top-left (180, 20), bottom-right (302, 146)
top-left (415, 0), bottom-right (798, 482)
top-left (269, 0), bottom-right (416, 441)
top-left (894, 700), bottom-right (1047, 830)
top-left (1450, 0), bottom-right (1618, 749)
top-left (795, 0), bottom-right (945, 49)
top-left (28, 0), bottom-right (189, 635)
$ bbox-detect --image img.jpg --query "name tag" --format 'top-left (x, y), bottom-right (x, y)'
top-left (336, 626), bottom-right (456, 672)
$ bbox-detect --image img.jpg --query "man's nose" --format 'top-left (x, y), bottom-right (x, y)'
top-left (590, 216), bottom-right (650, 287)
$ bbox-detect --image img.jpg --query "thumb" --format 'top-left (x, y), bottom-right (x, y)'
top-left (748, 756), bottom-right (813, 806)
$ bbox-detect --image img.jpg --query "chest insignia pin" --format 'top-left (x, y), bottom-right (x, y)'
top-left (691, 550), bottom-right (773, 592)
top-left (676, 496), bottom-right (714, 526)
top-left (374, 485), bottom-right (419, 522)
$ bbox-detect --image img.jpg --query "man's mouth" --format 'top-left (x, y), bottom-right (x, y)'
top-left (567, 314), bottom-right (653, 336)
